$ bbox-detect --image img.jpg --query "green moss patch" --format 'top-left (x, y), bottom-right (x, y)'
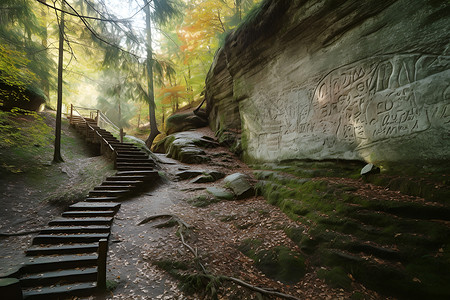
top-left (253, 159), bottom-right (450, 298)
top-left (237, 239), bottom-right (305, 284)
top-left (317, 267), bottom-right (352, 290)
top-left (187, 195), bottom-right (220, 207)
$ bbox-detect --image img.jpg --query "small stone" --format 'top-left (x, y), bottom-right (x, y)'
top-left (190, 175), bottom-right (215, 184)
top-left (175, 170), bottom-right (204, 180)
top-left (360, 163), bottom-right (380, 175)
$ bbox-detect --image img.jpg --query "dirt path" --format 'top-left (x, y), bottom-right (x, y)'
top-left (103, 136), bottom-right (384, 300)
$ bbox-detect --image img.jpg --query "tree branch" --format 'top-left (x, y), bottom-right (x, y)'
top-left (61, 0), bottom-right (141, 60)
top-left (34, 0), bottom-right (129, 22)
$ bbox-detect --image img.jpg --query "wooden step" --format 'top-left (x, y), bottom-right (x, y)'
top-left (103, 137), bottom-right (120, 142)
top-left (84, 197), bottom-right (120, 202)
top-left (22, 254), bottom-right (98, 273)
top-left (106, 175), bottom-right (146, 181)
top-left (109, 142), bottom-right (135, 146)
top-left (20, 267), bottom-right (97, 287)
top-left (62, 210), bottom-right (116, 217)
top-left (93, 185), bottom-right (135, 191)
top-left (48, 217), bottom-right (113, 226)
top-left (68, 202), bottom-right (121, 212)
top-left (111, 144), bottom-right (138, 149)
top-left (88, 190), bottom-right (130, 198)
top-left (22, 281), bottom-right (97, 299)
top-left (40, 225), bottom-right (110, 234)
top-left (115, 170), bottom-right (159, 177)
top-left (26, 243), bottom-right (99, 256)
top-left (117, 165), bottom-right (154, 171)
top-left (114, 148), bottom-right (143, 153)
top-left (32, 233), bottom-right (110, 245)
top-left (116, 153), bottom-right (149, 159)
top-left (116, 157), bottom-right (154, 163)
top-left (101, 180), bottom-right (143, 186)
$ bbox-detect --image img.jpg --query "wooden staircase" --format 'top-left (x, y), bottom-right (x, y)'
top-left (12, 111), bottom-right (159, 299)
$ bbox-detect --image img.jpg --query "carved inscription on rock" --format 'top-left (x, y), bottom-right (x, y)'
top-left (312, 54), bottom-right (450, 150)
top-left (242, 53), bottom-right (450, 161)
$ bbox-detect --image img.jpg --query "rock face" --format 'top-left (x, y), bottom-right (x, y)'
top-left (153, 132), bottom-right (218, 164)
top-left (205, 0), bottom-right (450, 164)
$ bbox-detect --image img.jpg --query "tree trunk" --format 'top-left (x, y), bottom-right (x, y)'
top-left (41, 0), bottom-right (50, 101)
top-left (144, 2), bottom-right (160, 148)
top-left (53, 0), bottom-right (65, 163)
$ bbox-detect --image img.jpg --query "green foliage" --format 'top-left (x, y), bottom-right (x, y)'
top-left (0, 108), bottom-right (51, 149)
top-left (0, 44), bottom-right (37, 88)
top-left (106, 279), bottom-right (120, 292)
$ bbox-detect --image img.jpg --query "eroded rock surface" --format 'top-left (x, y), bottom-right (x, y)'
top-left (153, 132), bottom-right (218, 164)
top-left (224, 173), bottom-right (254, 199)
top-left (205, 0), bottom-right (450, 164)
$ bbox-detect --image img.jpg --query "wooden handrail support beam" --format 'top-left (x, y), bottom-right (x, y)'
top-left (70, 104), bottom-right (73, 125)
top-left (97, 239), bottom-right (108, 291)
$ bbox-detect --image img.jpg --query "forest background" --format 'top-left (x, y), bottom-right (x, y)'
top-left (0, 0), bottom-right (261, 146)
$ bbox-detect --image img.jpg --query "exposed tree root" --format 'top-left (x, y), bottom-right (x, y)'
top-left (138, 214), bottom-right (192, 229)
top-left (139, 214), bottom-right (301, 300)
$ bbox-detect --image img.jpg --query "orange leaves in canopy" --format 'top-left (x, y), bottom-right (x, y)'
top-left (158, 85), bottom-right (188, 105)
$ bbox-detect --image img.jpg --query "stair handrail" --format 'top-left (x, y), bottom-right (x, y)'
top-left (70, 105), bottom-right (99, 123)
top-left (97, 111), bottom-right (120, 134)
top-left (70, 104), bottom-right (124, 143)
top-left (70, 105), bottom-right (117, 157)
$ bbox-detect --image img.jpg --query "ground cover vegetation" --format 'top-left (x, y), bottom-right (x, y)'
top-left (251, 161), bottom-right (450, 299)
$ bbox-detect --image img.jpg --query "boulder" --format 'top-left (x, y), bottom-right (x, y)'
top-left (165, 112), bottom-right (208, 135)
top-left (205, 0), bottom-right (450, 165)
top-left (223, 173), bottom-right (255, 199)
top-left (156, 132), bottom-right (218, 164)
top-left (206, 187), bottom-right (234, 200)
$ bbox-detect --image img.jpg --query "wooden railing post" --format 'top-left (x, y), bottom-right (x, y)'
top-left (0, 278), bottom-right (23, 300)
top-left (70, 104), bottom-right (73, 124)
top-left (96, 110), bottom-right (99, 125)
top-left (97, 239), bottom-right (108, 291)
top-left (120, 128), bottom-right (124, 143)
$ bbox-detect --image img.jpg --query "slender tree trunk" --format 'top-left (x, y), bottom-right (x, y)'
top-left (41, 0), bottom-right (50, 101)
top-left (144, 2), bottom-right (160, 148)
top-left (53, 0), bottom-right (65, 163)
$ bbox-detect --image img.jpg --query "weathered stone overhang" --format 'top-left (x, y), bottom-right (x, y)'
top-left (205, 0), bottom-right (450, 164)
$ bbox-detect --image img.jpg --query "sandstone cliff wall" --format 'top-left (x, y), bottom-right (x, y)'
top-left (205, 0), bottom-right (450, 164)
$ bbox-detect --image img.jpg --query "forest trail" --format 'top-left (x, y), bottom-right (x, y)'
top-left (1, 114), bottom-right (161, 299)
top-left (2, 115), bottom-right (449, 299)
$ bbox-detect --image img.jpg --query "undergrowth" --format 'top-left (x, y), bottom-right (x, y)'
top-left (0, 110), bottom-right (115, 206)
top-left (253, 161), bottom-right (450, 299)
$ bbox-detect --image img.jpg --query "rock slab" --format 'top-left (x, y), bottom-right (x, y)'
top-left (205, 0), bottom-right (450, 165)
top-left (223, 173), bottom-right (254, 199)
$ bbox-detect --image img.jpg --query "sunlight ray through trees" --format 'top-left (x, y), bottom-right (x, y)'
top-left (1, 0), bottom-right (262, 150)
